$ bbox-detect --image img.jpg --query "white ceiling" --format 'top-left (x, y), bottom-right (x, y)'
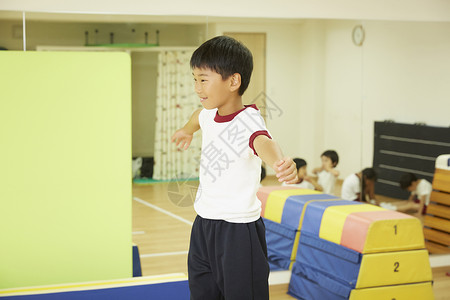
top-left (1, 0), bottom-right (449, 23)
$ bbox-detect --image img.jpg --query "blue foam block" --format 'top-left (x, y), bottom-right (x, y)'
top-left (281, 194), bottom-right (339, 229)
top-left (300, 200), bottom-right (362, 236)
top-left (264, 194), bottom-right (339, 271)
top-left (288, 271), bottom-right (348, 300)
top-left (264, 218), bottom-right (296, 270)
top-left (268, 260), bottom-right (286, 271)
top-left (296, 231), bottom-right (362, 288)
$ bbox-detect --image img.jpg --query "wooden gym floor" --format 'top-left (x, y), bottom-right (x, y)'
top-left (132, 177), bottom-right (450, 299)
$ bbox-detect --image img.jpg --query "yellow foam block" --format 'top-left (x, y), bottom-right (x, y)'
top-left (264, 189), bottom-right (320, 223)
top-left (349, 281), bottom-right (434, 300)
top-left (340, 210), bottom-right (425, 253)
top-left (363, 216), bottom-right (425, 253)
top-left (356, 249), bottom-right (432, 288)
top-left (319, 204), bottom-right (384, 245)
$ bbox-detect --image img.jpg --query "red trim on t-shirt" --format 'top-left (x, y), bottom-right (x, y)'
top-left (249, 130), bottom-right (272, 156)
top-left (214, 104), bottom-right (259, 123)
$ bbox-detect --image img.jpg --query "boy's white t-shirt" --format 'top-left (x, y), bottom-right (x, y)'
top-left (282, 180), bottom-right (315, 190)
top-left (341, 173), bottom-right (360, 201)
top-left (412, 179), bottom-right (432, 205)
top-left (194, 105), bottom-right (271, 223)
top-left (317, 170), bottom-right (337, 195)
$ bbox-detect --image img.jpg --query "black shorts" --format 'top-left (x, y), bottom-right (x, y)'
top-left (188, 215), bottom-right (269, 300)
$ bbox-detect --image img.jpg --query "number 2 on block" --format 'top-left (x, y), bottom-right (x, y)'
top-left (394, 262), bottom-right (400, 272)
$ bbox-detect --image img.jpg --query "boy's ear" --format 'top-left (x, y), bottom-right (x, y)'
top-left (229, 73), bottom-right (241, 93)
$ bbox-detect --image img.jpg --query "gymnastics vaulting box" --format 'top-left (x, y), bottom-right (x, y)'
top-left (258, 187), bottom-right (434, 299)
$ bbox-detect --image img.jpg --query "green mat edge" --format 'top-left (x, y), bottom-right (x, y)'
top-left (133, 177), bottom-right (199, 185)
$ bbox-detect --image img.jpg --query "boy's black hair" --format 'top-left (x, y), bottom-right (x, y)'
top-left (362, 168), bottom-right (377, 181)
top-left (293, 158), bottom-right (307, 171)
top-left (190, 35), bottom-right (253, 96)
top-left (321, 150), bottom-right (339, 167)
top-left (361, 168), bottom-right (377, 201)
top-left (399, 173), bottom-right (417, 190)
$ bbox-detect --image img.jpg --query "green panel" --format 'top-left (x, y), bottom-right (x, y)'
top-left (0, 51), bottom-right (132, 289)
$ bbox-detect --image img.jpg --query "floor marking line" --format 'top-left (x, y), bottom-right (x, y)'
top-left (133, 197), bottom-right (193, 226)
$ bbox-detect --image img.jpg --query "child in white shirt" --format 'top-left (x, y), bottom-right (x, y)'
top-left (399, 173), bottom-right (432, 216)
top-left (341, 167), bottom-right (377, 202)
top-left (312, 150), bottom-right (339, 195)
top-left (171, 36), bottom-right (298, 300)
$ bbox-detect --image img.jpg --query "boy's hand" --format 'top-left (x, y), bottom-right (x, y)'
top-left (171, 128), bottom-right (193, 150)
top-left (274, 157), bottom-right (298, 184)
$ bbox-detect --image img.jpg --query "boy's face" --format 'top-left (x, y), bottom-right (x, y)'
top-left (321, 155), bottom-right (334, 169)
top-left (192, 67), bottom-right (232, 110)
top-left (297, 166), bottom-right (307, 179)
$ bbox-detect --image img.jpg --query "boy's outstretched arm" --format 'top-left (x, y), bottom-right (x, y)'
top-left (171, 108), bottom-right (202, 150)
top-left (253, 135), bottom-right (298, 184)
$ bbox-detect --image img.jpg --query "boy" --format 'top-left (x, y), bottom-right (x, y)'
top-left (399, 173), bottom-right (432, 215)
top-left (312, 150), bottom-right (340, 195)
top-left (171, 36), bottom-right (297, 300)
top-left (283, 158), bottom-right (322, 191)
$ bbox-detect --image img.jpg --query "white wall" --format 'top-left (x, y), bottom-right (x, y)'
top-left (319, 20), bottom-right (450, 179)
top-left (296, 20), bottom-right (327, 172)
top-left (321, 20), bottom-right (365, 178)
top-left (1, 0), bottom-right (450, 22)
top-left (360, 20), bottom-right (450, 169)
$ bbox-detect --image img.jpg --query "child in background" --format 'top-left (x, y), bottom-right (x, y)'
top-left (398, 173), bottom-right (432, 216)
top-left (283, 158), bottom-right (322, 191)
top-left (312, 150), bottom-right (340, 195)
top-left (171, 36), bottom-right (297, 300)
top-left (341, 167), bottom-right (377, 203)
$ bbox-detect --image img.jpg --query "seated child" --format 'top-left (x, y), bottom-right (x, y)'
top-left (398, 173), bottom-right (432, 215)
top-left (341, 167), bottom-right (377, 203)
top-left (282, 158), bottom-right (321, 190)
top-left (312, 150), bottom-right (339, 195)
